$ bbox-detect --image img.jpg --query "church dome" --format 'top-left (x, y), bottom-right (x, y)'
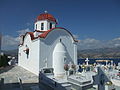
top-left (36, 13), bottom-right (57, 23)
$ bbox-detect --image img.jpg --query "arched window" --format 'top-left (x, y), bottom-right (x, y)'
top-left (36, 24), bottom-right (37, 30)
top-left (41, 23), bottom-right (44, 30)
top-left (50, 23), bottom-right (52, 29)
top-left (60, 38), bottom-right (62, 42)
top-left (24, 45), bottom-right (29, 59)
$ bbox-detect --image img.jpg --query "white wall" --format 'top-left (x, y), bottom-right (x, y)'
top-left (18, 28), bottom-right (77, 75)
top-left (18, 34), bottom-right (40, 75)
top-left (34, 20), bottom-right (56, 31)
top-left (39, 28), bottom-right (77, 71)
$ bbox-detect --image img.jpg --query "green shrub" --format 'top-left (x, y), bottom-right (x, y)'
top-left (0, 55), bottom-right (9, 67)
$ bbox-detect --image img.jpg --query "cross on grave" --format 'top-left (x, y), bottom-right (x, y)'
top-left (111, 60), bottom-right (113, 66)
top-left (85, 58), bottom-right (89, 66)
top-left (106, 60), bottom-right (108, 66)
top-left (93, 67), bottom-right (111, 90)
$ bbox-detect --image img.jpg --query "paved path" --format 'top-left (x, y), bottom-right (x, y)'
top-left (0, 65), bottom-right (41, 90)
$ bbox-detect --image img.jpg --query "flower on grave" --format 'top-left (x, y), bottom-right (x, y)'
top-left (106, 81), bottom-right (112, 85)
top-left (71, 64), bottom-right (76, 70)
top-left (81, 64), bottom-right (86, 69)
top-left (64, 64), bottom-right (69, 71)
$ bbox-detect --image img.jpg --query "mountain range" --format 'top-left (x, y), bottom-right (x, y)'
top-left (2, 46), bottom-right (120, 59)
top-left (78, 46), bottom-right (120, 59)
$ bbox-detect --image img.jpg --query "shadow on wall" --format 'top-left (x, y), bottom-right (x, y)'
top-left (63, 43), bottom-right (73, 64)
top-left (42, 30), bottom-right (68, 46)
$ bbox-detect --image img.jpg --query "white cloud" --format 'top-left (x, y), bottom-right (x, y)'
top-left (26, 22), bottom-right (31, 26)
top-left (78, 37), bottom-right (120, 50)
top-left (80, 38), bottom-right (100, 44)
top-left (1, 35), bottom-right (19, 50)
top-left (107, 37), bottom-right (120, 47)
top-left (78, 38), bottom-right (103, 50)
top-left (17, 28), bottom-right (31, 36)
top-left (73, 34), bottom-right (79, 39)
top-left (1, 28), bottom-right (120, 50)
top-left (113, 37), bottom-right (120, 41)
top-left (114, 44), bottom-right (120, 47)
top-left (1, 28), bottom-right (31, 50)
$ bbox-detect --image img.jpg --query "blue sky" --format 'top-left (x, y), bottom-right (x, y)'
top-left (0, 0), bottom-right (120, 50)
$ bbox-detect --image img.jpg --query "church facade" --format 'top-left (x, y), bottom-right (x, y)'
top-left (18, 12), bottom-right (78, 76)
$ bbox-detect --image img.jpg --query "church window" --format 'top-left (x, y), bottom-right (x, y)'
top-left (41, 23), bottom-right (44, 30)
top-left (36, 24), bottom-right (37, 30)
top-left (50, 23), bottom-right (52, 29)
top-left (24, 45), bottom-right (29, 59)
top-left (26, 48), bottom-right (29, 59)
top-left (60, 38), bottom-right (62, 42)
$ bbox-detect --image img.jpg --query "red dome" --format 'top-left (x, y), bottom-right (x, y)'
top-left (36, 13), bottom-right (57, 23)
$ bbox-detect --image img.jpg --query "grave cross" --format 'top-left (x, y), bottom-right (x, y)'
top-left (85, 58), bottom-right (89, 66)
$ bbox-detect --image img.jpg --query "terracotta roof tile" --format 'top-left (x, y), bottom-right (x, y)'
top-left (35, 13), bottom-right (57, 23)
top-left (19, 27), bottom-right (78, 46)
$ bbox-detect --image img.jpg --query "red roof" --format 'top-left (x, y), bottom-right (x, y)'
top-left (27, 32), bottom-right (34, 40)
top-left (34, 30), bottom-right (46, 33)
top-left (38, 29), bottom-right (52, 38)
top-left (36, 13), bottom-right (57, 23)
top-left (19, 27), bottom-right (78, 46)
top-left (38, 27), bottom-right (78, 42)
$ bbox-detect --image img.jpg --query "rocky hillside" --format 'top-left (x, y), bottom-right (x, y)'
top-left (78, 47), bottom-right (120, 59)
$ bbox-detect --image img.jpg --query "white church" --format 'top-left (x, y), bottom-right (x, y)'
top-left (18, 12), bottom-right (78, 76)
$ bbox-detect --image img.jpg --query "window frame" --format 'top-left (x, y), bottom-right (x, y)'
top-left (41, 23), bottom-right (44, 30)
top-left (50, 23), bottom-right (52, 29)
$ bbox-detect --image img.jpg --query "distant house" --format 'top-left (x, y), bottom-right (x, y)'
top-left (18, 12), bottom-right (78, 76)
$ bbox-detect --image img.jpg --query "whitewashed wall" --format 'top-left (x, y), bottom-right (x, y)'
top-left (18, 28), bottom-right (77, 75)
top-left (34, 20), bottom-right (56, 31)
top-left (18, 34), bottom-right (40, 75)
top-left (39, 28), bottom-right (77, 70)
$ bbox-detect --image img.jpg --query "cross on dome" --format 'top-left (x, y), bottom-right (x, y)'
top-left (44, 10), bottom-right (48, 13)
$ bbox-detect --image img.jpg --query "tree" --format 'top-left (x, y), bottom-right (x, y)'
top-left (0, 55), bottom-right (9, 67)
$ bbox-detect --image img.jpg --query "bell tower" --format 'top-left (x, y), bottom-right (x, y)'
top-left (34, 11), bottom-right (57, 31)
